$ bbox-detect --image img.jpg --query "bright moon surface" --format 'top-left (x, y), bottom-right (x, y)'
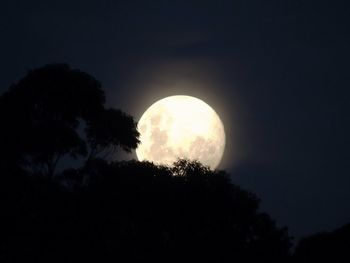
top-left (136, 95), bottom-right (225, 169)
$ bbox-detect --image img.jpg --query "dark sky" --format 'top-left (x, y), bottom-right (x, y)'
top-left (1, 0), bottom-right (349, 240)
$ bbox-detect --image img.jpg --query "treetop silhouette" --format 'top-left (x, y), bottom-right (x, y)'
top-left (0, 64), bottom-right (293, 262)
top-left (0, 64), bottom-right (139, 177)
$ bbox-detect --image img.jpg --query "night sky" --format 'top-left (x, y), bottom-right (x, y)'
top-left (1, 0), bottom-right (349, 239)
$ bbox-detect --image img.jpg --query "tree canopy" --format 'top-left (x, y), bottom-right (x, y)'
top-left (0, 64), bottom-right (305, 262)
top-left (0, 64), bottom-right (139, 177)
top-left (1, 159), bottom-right (292, 262)
top-left (294, 223), bottom-right (350, 262)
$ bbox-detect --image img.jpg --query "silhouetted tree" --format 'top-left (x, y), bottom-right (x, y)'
top-left (0, 65), bottom-right (292, 263)
top-left (0, 64), bottom-right (139, 177)
top-left (0, 159), bottom-right (292, 262)
top-left (294, 223), bottom-right (350, 262)
top-left (70, 159), bottom-right (292, 262)
top-left (85, 108), bottom-right (140, 160)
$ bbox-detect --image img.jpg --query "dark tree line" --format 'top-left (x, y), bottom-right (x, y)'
top-left (0, 64), bottom-right (348, 262)
top-left (1, 158), bottom-right (291, 262)
top-left (293, 223), bottom-right (350, 263)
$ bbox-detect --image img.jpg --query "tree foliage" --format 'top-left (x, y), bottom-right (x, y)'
top-left (1, 159), bottom-right (292, 262)
top-left (0, 65), bottom-right (294, 262)
top-left (85, 108), bottom-right (140, 159)
top-left (0, 64), bottom-right (139, 177)
top-left (294, 223), bottom-right (350, 262)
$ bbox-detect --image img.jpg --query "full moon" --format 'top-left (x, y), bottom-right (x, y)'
top-left (136, 95), bottom-right (225, 169)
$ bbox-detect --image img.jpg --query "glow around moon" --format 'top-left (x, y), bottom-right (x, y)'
top-left (136, 95), bottom-right (225, 169)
